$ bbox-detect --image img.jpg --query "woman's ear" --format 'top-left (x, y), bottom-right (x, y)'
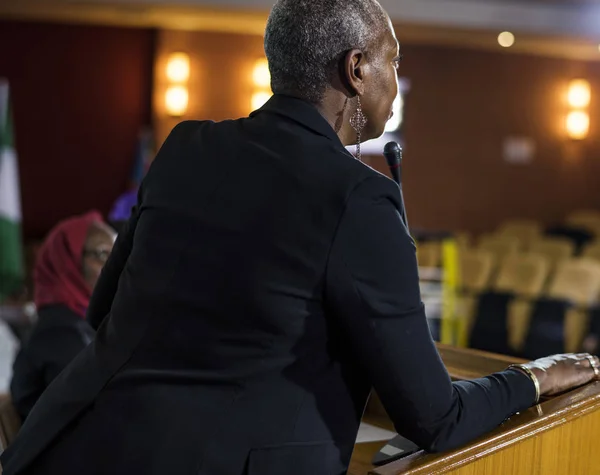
top-left (341, 49), bottom-right (366, 97)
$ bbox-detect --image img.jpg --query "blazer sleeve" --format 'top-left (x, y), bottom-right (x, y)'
top-left (86, 197), bottom-right (141, 331)
top-left (86, 121), bottom-right (201, 330)
top-left (325, 175), bottom-right (536, 453)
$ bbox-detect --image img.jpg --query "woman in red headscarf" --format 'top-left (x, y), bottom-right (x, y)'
top-left (10, 211), bottom-right (116, 420)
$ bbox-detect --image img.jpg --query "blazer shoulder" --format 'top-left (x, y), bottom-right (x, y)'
top-left (323, 145), bottom-right (400, 195)
top-left (349, 173), bottom-right (403, 210)
top-left (165, 120), bottom-right (213, 143)
top-left (160, 119), bottom-right (244, 155)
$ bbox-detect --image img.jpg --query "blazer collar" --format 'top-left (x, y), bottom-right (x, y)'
top-left (250, 94), bottom-right (346, 148)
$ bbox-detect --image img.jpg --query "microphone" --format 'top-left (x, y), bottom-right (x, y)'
top-left (383, 141), bottom-right (402, 185)
top-left (382, 141), bottom-right (408, 226)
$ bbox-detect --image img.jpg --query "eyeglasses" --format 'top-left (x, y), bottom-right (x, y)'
top-left (83, 248), bottom-right (111, 264)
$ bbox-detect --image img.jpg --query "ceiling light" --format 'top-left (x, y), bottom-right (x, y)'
top-left (498, 32), bottom-right (515, 48)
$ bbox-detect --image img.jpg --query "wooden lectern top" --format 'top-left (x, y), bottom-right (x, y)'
top-left (351, 344), bottom-right (600, 475)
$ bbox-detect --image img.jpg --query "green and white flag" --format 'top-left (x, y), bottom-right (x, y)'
top-left (0, 80), bottom-right (24, 301)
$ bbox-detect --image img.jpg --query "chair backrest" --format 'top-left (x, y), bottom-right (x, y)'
top-left (478, 234), bottom-right (520, 263)
top-left (522, 298), bottom-right (572, 359)
top-left (507, 298), bottom-right (534, 354)
top-left (454, 232), bottom-right (471, 250)
top-left (566, 211), bottom-right (600, 237)
top-left (507, 299), bottom-right (588, 355)
top-left (545, 225), bottom-right (595, 254)
top-left (494, 253), bottom-right (550, 298)
top-left (468, 291), bottom-right (514, 355)
top-left (547, 258), bottom-right (600, 307)
top-left (458, 249), bottom-right (495, 293)
top-left (567, 210), bottom-right (600, 223)
top-left (498, 220), bottom-right (542, 250)
top-left (586, 306), bottom-right (600, 352)
top-left (416, 241), bottom-right (441, 269)
top-left (529, 237), bottom-right (575, 269)
top-left (582, 242), bottom-right (600, 263)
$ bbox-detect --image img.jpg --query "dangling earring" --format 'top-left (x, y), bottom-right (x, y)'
top-left (349, 96), bottom-right (367, 161)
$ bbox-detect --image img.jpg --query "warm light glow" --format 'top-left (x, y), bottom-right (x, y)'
top-left (384, 93), bottom-right (404, 133)
top-left (252, 58), bottom-right (271, 88)
top-left (251, 91), bottom-right (272, 110)
top-left (165, 85), bottom-right (188, 116)
top-left (566, 110), bottom-right (590, 140)
top-left (498, 31), bottom-right (515, 48)
top-left (166, 53), bottom-right (190, 83)
top-left (567, 79), bottom-right (591, 108)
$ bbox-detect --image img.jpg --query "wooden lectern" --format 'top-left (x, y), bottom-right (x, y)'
top-left (350, 344), bottom-right (600, 475)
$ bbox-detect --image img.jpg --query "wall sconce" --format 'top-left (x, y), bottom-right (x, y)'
top-left (166, 52), bottom-right (190, 83)
top-left (251, 58), bottom-right (272, 111)
top-left (251, 91), bottom-right (272, 110)
top-left (565, 78), bottom-right (591, 140)
top-left (497, 31), bottom-right (515, 48)
top-left (568, 79), bottom-right (591, 109)
top-left (165, 85), bottom-right (189, 117)
top-left (164, 52), bottom-right (190, 117)
top-left (252, 58), bottom-right (271, 89)
top-left (566, 110), bottom-right (589, 140)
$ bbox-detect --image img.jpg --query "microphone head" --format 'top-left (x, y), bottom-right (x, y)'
top-left (383, 141), bottom-right (402, 167)
top-left (384, 141), bottom-right (401, 156)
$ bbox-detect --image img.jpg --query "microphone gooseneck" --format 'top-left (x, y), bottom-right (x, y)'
top-left (382, 141), bottom-right (408, 225)
top-left (383, 141), bottom-right (402, 185)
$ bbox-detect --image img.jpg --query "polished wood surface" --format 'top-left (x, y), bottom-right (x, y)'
top-left (351, 344), bottom-right (600, 475)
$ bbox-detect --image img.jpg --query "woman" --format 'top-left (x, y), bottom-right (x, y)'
top-left (10, 211), bottom-right (115, 420)
top-left (2, 1), bottom-right (598, 474)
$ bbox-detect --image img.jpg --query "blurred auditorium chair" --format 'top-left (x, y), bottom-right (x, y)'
top-left (491, 253), bottom-right (550, 354)
top-left (478, 234), bottom-right (520, 265)
top-left (583, 305), bottom-right (600, 354)
top-left (545, 224), bottom-right (595, 254)
top-left (520, 298), bottom-right (574, 358)
top-left (521, 258), bottom-right (600, 358)
top-left (497, 219), bottom-right (542, 250)
top-left (507, 299), bottom-right (535, 355)
top-left (468, 290), bottom-right (514, 355)
top-left (529, 237), bottom-right (575, 271)
top-left (566, 210), bottom-right (600, 237)
top-left (469, 253), bottom-right (550, 356)
top-left (548, 258), bottom-right (600, 308)
top-left (567, 209), bottom-right (600, 224)
top-left (454, 232), bottom-right (471, 250)
top-left (582, 241), bottom-right (600, 263)
top-left (494, 253), bottom-right (550, 299)
top-left (416, 241), bottom-right (441, 269)
top-left (457, 249), bottom-right (495, 335)
top-left (549, 258), bottom-right (600, 353)
top-left (459, 249), bottom-right (496, 293)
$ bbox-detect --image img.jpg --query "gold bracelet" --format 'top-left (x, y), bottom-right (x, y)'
top-left (508, 364), bottom-right (540, 405)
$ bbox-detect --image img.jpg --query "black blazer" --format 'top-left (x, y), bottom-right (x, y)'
top-left (9, 304), bottom-right (95, 421)
top-left (1, 95), bottom-right (534, 475)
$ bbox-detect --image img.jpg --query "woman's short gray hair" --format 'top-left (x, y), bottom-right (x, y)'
top-left (264, 0), bottom-right (388, 104)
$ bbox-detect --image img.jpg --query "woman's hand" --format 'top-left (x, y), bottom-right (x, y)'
top-left (522, 353), bottom-right (600, 397)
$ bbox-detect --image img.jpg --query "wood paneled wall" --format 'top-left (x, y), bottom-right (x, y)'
top-left (153, 31), bottom-right (600, 234)
top-left (154, 30), bottom-right (266, 146)
top-left (6, 24), bottom-right (596, 238)
top-left (371, 44), bottom-right (600, 234)
top-left (0, 21), bottom-right (155, 238)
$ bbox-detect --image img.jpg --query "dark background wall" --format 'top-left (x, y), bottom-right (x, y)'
top-left (0, 21), bottom-right (155, 238)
